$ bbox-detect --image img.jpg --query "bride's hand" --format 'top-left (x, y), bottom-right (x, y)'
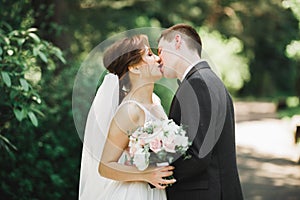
top-left (143, 165), bottom-right (176, 189)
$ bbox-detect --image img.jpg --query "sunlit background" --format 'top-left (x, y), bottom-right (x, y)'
top-left (0, 0), bottom-right (299, 199)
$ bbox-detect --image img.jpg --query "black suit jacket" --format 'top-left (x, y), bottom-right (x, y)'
top-left (166, 61), bottom-right (243, 200)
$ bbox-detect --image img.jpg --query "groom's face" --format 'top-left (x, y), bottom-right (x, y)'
top-left (158, 38), bottom-right (178, 79)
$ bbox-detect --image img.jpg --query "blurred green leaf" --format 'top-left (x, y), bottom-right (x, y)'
top-left (0, 134), bottom-right (17, 151)
top-left (28, 32), bottom-right (40, 43)
top-left (17, 38), bottom-right (25, 46)
top-left (0, 1), bottom-right (72, 199)
top-left (13, 107), bottom-right (24, 121)
top-left (57, 54), bottom-right (66, 64)
top-left (27, 27), bottom-right (38, 32)
top-left (28, 111), bottom-right (38, 127)
top-left (9, 90), bottom-right (18, 100)
top-left (3, 36), bottom-right (10, 45)
top-left (1, 71), bottom-right (11, 87)
top-left (38, 51), bottom-right (48, 63)
top-left (50, 174), bottom-right (64, 187)
top-left (31, 107), bottom-right (45, 117)
top-left (19, 78), bottom-right (29, 91)
top-left (33, 47), bottom-right (38, 56)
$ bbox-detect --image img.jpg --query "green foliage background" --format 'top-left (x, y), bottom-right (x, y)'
top-left (0, 0), bottom-right (299, 199)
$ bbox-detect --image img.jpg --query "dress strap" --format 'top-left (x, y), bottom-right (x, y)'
top-left (119, 100), bottom-right (156, 122)
top-left (120, 100), bottom-right (150, 114)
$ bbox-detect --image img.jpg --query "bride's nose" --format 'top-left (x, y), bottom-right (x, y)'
top-left (154, 54), bottom-right (161, 64)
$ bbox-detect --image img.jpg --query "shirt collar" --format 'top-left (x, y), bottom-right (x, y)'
top-left (180, 59), bottom-right (203, 81)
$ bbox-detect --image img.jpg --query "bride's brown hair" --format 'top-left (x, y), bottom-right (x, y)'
top-left (103, 34), bottom-right (149, 102)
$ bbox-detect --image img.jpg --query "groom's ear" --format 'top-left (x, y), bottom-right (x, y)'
top-left (175, 34), bottom-right (182, 50)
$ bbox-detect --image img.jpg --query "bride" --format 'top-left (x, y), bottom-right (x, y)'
top-left (78, 35), bottom-right (176, 200)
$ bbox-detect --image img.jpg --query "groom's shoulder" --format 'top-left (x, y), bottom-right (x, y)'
top-left (195, 60), bottom-right (210, 70)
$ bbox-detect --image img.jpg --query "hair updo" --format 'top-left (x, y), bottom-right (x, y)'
top-left (103, 34), bottom-right (149, 102)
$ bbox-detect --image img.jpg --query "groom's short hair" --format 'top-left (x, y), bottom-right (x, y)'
top-left (159, 24), bottom-right (202, 56)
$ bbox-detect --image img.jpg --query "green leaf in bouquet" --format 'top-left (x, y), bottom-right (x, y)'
top-left (183, 152), bottom-right (192, 160)
top-left (167, 156), bottom-right (174, 163)
top-left (156, 150), bottom-right (167, 160)
top-left (143, 122), bottom-right (154, 134)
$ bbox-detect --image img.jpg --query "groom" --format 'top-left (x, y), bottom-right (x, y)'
top-left (157, 24), bottom-right (244, 199)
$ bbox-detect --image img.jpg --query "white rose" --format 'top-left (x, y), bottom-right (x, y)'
top-left (161, 119), bottom-right (171, 129)
top-left (131, 128), bottom-right (142, 137)
top-left (133, 148), bottom-right (150, 171)
top-left (153, 119), bottom-right (163, 128)
top-left (174, 135), bottom-right (189, 147)
top-left (129, 142), bottom-right (140, 157)
top-left (144, 120), bottom-right (154, 130)
top-left (162, 121), bottom-right (179, 136)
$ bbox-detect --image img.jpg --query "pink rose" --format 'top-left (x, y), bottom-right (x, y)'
top-left (162, 137), bottom-right (176, 153)
top-left (150, 137), bottom-right (162, 153)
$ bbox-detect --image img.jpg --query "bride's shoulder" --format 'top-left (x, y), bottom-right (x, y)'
top-left (114, 101), bottom-right (144, 124)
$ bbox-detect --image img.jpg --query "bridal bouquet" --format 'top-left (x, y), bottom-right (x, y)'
top-left (128, 119), bottom-right (191, 171)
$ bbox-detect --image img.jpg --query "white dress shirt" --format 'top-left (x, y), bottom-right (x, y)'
top-left (181, 60), bottom-right (203, 81)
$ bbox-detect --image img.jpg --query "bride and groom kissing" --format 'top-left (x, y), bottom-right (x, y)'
top-left (78, 24), bottom-right (244, 200)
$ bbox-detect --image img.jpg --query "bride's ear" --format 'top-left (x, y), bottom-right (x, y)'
top-left (128, 65), bottom-right (140, 74)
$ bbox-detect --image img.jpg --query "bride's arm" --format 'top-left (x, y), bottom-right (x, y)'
top-left (98, 103), bottom-right (175, 189)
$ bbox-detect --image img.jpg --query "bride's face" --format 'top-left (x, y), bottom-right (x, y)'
top-left (138, 46), bottom-right (162, 80)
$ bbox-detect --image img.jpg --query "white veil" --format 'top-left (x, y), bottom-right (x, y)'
top-left (78, 73), bottom-right (119, 200)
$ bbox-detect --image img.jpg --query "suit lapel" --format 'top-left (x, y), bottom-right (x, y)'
top-left (182, 61), bottom-right (210, 83)
top-left (169, 61), bottom-right (210, 119)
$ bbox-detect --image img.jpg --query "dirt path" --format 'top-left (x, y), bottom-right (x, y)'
top-left (234, 102), bottom-right (300, 200)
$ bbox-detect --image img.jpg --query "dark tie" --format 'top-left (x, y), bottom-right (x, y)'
top-left (177, 79), bottom-right (181, 86)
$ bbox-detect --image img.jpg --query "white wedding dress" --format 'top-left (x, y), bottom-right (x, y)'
top-left (78, 74), bottom-right (166, 200)
top-left (97, 100), bottom-right (167, 200)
